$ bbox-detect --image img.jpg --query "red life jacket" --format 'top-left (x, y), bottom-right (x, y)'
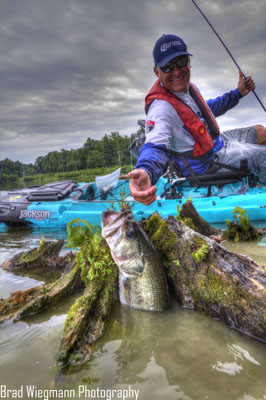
top-left (145, 80), bottom-right (220, 157)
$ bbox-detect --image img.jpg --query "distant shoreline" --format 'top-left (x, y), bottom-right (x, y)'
top-left (1, 165), bottom-right (132, 191)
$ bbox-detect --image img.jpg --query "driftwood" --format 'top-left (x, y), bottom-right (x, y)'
top-left (57, 264), bottom-right (118, 371)
top-left (142, 212), bottom-right (266, 342)
top-left (0, 249), bottom-right (82, 323)
top-left (56, 238), bottom-right (118, 371)
top-left (179, 200), bottom-right (218, 237)
top-left (2, 239), bottom-right (65, 271)
top-left (0, 237), bottom-right (118, 371)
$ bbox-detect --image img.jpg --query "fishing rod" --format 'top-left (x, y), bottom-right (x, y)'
top-left (191, 0), bottom-right (266, 114)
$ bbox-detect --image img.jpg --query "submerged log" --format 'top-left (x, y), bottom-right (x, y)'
top-left (1, 235), bottom-right (118, 371)
top-left (2, 239), bottom-right (65, 271)
top-left (57, 241), bottom-right (118, 371)
top-left (57, 265), bottom-right (118, 371)
top-left (142, 213), bottom-right (266, 342)
top-left (0, 253), bottom-right (83, 322)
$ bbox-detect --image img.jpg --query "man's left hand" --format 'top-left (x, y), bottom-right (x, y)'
top-left (237, 70), bottom-right (255, 97)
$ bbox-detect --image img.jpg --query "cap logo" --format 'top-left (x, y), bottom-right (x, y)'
top-left (160, 40), bottom-right (183, 52)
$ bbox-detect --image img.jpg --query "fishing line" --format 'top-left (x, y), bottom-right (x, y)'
top-left (191, 0), bottom-right (266, 114)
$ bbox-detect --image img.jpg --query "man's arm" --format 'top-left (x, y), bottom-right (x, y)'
top-left (135, 142), bottom-right (169, 185)
top-left (128, 142), bottom-right (169, 204)
top-left (207, 71), bottom-right (255, 117)
top-left (207, 89), bottom-right (241, 117)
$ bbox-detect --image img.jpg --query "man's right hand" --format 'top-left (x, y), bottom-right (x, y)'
top-left (237, 70), bottom-right (255, 97)
top-left (128, 169), bottom-right (157, 205)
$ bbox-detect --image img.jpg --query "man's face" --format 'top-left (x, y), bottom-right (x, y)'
top-left (154, 56), bottom-right (191, 93)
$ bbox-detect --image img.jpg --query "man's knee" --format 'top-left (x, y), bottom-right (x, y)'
top-left (254, 124), bottom-right (266, 145)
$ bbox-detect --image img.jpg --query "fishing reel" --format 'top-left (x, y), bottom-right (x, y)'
top-left (161, 167), bottom-right (183, 199)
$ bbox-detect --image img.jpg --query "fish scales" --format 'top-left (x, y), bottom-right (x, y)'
top-left (101, 210), bottom-right (169, 311)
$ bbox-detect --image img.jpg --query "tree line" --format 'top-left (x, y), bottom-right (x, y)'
top-left (1, 131), bottom-right (139, 184)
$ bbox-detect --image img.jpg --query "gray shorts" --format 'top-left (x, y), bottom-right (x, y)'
top-left (221, 126), bottom-right (258, 144)
top-left (216, 126), bottom-right (266, 184)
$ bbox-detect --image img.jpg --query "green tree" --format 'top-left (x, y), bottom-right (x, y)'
top-left (2, 130), bottom-right (137, 177)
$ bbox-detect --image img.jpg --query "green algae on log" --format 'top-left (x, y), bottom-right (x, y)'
top-left (57, 264), bottom-right (118, 371)
top-left (142, 213), bottom-right (266, 342)
top-left (57, 237), bottom-right (118, 371)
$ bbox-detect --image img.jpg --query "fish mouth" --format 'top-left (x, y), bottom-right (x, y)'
top-left (101, 210), bottom-right (120, 228)
top-left (101, 210), bottom-right (132, 238)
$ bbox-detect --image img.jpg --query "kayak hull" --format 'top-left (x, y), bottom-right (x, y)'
top-left (1, 178), bottom-right (265, 229)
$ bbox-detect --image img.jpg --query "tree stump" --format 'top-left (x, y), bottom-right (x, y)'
top-left (142, 213), bottom-right (266, 342)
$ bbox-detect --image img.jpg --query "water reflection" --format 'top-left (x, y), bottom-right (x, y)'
top-left (115, 306), bottom-right (165, 384)
top-left (1, 288), bottom-right (266, 400)
top-left (0, 315), bottom-right (65, 389)
top-left (0, 268), bottom-right (43, 299)
top-left (99, 301), bottom-right (266, 400)
top-left (224, 238), bottom-right (266, 265)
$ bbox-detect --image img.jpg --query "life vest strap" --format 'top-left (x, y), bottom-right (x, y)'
top-left (189, 84), bottom-right (220, 140)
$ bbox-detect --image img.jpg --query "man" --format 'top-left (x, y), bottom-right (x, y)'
top-left (128, 34), bottom-right (266, 205)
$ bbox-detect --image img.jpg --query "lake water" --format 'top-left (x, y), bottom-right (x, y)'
top-left (0, 226), bottom-right (266, 400)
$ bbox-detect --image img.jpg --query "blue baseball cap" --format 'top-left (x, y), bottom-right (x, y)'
top-left (153, 34), bottom-right (193, 67)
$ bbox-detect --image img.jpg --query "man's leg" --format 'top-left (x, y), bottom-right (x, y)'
top-left (254, 124), bottom-right (266, 145)
top-left (221, 125), bottom-right (266, 145)
top-left (216, 140), bottom-right (266, 184)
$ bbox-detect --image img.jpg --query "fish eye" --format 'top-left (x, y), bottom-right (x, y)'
top-left (126, 226), bottom-right (136, 239)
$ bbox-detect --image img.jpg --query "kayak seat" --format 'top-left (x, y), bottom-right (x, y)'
top-left (167, 157), bottom-right (258, 197)
top-left (83, 184), bottom-right (95, 201)
top-left (71, 183), bottom-right (95, 201)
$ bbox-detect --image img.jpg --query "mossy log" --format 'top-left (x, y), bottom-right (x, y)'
top-left (2, 239), bottom-right (65, 271)
top-left (1, 236), bottom-right (118, 371)
top-left (57, 264), bottom-right (118, 371)
top-left (0, 254), bottom-right (83, 322)
top-left (56, 239), bottom-right (118, 371)
top-left (143, 213), bottom-right (266, 342)
top-left (179, 200), bottom-right (218, 236)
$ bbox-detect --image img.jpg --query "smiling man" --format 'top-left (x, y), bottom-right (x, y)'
top-left (128, 34), bottom-right (266, 205)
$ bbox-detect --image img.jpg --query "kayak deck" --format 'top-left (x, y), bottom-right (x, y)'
top-left (0, 177), bottom-right (265, 229)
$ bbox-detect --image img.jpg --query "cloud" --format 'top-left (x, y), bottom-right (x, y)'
top-left (1, 0), bottom-right (265, 163)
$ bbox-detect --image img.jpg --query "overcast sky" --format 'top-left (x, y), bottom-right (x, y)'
top-left (1, 0), bottom-right (266, 164)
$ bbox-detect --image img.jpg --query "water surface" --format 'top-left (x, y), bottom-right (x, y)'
top-left (0, 227), bottom-right (265, 400)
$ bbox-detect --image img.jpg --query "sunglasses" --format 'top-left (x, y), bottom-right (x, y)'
top-left (160, 56), bottom-right (189, 73)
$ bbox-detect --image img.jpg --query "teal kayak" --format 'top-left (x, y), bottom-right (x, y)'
top-left (0, 173), bottom-right (265, 229)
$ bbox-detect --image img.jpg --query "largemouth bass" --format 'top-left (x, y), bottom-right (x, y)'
top-left (101, 210), bottom-right (169, 311)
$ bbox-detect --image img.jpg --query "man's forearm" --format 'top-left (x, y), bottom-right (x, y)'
top-left (207, 88), bottom-right (242, 117)
top-left (135, 142), bottom-right (169, 185)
